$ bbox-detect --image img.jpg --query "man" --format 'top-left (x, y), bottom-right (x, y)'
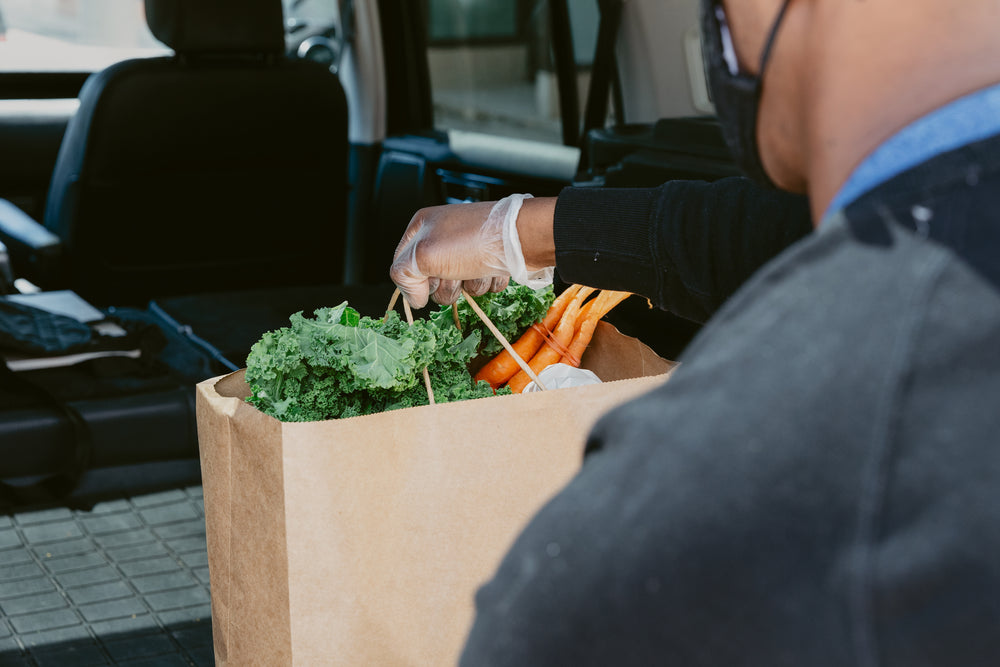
top-left (392, 0), bottom-right (1000, 663)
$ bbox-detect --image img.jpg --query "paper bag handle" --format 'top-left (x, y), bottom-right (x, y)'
top-left (459, 289), bottom-right (547, 391)
top-left (386, 288), bottom-right (547, 393)
top-left (386, 289), bottom-right (436, 405)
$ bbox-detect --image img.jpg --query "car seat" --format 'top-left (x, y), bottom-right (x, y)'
top-left (1, 0), bottom-right (350, 307)
top-left (0, 0), bottom-right (388, 506)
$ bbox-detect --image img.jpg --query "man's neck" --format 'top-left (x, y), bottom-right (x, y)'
top-left (802, 1), bottom-right (1000, 222)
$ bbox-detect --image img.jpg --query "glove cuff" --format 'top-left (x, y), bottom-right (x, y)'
top-left (498, 194), bottom-right (554, 288)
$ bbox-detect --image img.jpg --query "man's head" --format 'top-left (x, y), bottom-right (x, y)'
top-left (702, 0), bottom-right (1000, 219)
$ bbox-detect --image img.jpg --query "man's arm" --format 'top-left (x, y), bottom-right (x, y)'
top-left (554, 177), bottom-right (812, 323)
top-left (390, 178), bottom-right (811, 319)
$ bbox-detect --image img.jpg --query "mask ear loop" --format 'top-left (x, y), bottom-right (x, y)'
top-left (757, 0), bottom-right (794, 75)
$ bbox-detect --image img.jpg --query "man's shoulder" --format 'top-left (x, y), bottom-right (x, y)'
top-left (688, 211), bottom-right (952, 367)
top-left (604, 204), bottom-right (1000, 453)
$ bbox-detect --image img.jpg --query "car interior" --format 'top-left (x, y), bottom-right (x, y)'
top-left (0, 0), bottom-right (736, 510)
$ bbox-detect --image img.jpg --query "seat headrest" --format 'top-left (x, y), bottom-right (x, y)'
top-left (145, 0), bottom-right (285, 55)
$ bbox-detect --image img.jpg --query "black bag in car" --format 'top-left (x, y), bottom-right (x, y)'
top-left (0, 300), bottom-right (93, 355)
top-left (0, 303), bottom-right (217, 510)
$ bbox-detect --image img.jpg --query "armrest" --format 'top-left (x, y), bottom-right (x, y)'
top-left (0, 198), bottom-right (63, 286)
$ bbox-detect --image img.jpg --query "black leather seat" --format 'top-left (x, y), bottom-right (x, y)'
top-left (0, 0), bottom-right (385, 507)
top-left (2, 0), bottom-right (350, 307)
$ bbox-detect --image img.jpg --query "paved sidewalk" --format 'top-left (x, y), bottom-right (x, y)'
top-left (0, 487), bottom-right (213, 666)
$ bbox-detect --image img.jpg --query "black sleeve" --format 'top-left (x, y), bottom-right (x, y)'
top-left (553, 177), bottom-right (812, 323)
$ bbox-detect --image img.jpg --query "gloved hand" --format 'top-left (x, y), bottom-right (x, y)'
top-left (390, 194), bottom-right (554, 308)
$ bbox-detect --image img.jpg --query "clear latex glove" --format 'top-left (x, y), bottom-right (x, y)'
top-left (390, 194), bottom-right (554, 307)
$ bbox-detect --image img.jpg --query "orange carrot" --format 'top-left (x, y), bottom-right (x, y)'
top-left (560, 290), bottom-right (631, 367)
top-left (574, 299), bottom-right (596, 331)
top-left (474, 284), bottom-right (582, 389)
top-left (507, 286), bottom-right (595, 393)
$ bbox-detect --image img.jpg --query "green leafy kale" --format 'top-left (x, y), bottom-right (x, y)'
top-left (429, 282), bottom-right (554, 357)
top-left (245, 298), bottom-right (515, 422)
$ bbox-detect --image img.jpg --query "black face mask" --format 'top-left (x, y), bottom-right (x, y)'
top-left (700, 0), bottom-right (793, 188)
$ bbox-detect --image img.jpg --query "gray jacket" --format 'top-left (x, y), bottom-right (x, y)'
top-left (462, 135), bottom-right (1000, 665)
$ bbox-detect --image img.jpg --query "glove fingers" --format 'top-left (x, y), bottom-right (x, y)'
top-left (389, 242), bottom-right (430, 309)
top-left (463, 277), bottom-right (493, 297)
top-left (433, 279), bottom-right (462, 305)
top-left (490, 275), bottom-right (510, 293)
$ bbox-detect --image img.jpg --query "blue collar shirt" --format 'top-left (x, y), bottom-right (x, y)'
top-left (823, 81), bottom-right (1000, 222)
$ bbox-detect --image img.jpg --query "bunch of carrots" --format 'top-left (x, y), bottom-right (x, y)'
top-left (474, 284), bottom-right (631, 393)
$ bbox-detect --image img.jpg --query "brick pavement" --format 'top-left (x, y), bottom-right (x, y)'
top-left (0, 488), bottom-right (213, 666)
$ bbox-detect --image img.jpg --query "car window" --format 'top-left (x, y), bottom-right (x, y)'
top-left (425, 0), bottom-right (600, 145)
top-left (0, 0), bottom-right (169, 72)
top-left (283, 0), bottom-right (339, 28)
top-left (0, 0), bottom-right (345, 75)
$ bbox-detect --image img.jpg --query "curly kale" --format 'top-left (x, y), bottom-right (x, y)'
top-left (245, 295), bottom-right (517, 422)
top-left (428, 282), bottom-right (554, 357)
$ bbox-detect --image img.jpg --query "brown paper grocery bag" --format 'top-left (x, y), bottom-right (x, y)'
top-left (196, 322), bottom-right (673, 666)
